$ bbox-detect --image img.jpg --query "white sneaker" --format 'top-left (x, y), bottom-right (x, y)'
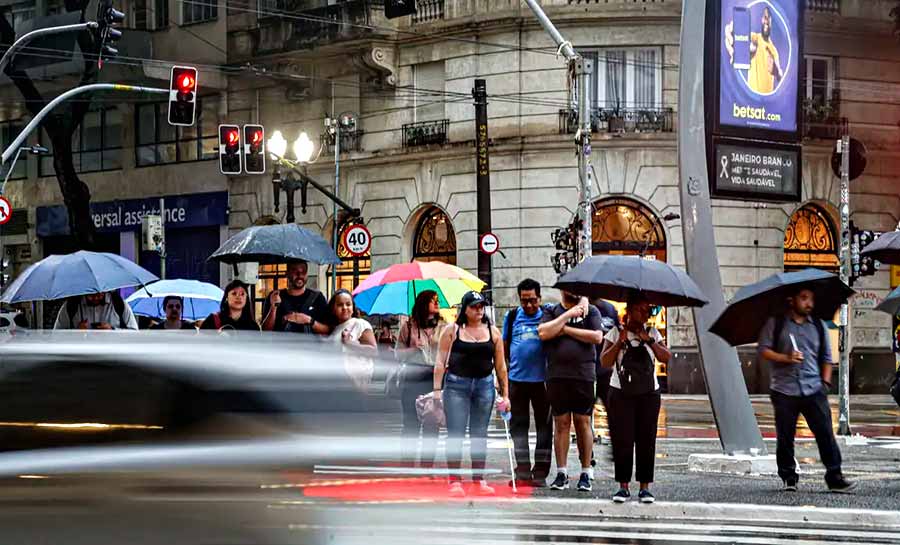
top-left (476, 480), bottom-right (495, 496)
top-left (587, 467), bottom-right (595, 481)
top-left (448, 482), bottom-right (466, 497)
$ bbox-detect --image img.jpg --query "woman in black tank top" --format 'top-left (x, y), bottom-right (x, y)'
top-left (434, 291), bottom-right (509, 497)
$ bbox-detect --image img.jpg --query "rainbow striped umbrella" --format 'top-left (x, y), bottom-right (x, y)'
top-left (352, 261), bottom-right (485, 316)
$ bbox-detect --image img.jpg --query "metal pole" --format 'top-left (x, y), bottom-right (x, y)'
top-left (837, 127), bottom-right (852, 436)
top-left (332, 122), bottom-right (339, 296)
top-left (522, 0), bottom-right (592, 260)
top-left (473, 79), bottom-right (493, 296)
top-left (159, 197), bottom-right (166, 280)
top-left (2, 83), bottom-right (167, 163)
top-left (677, 0), bottom-right (766, 455)
top-left (0, 22), bottom-right (98, 76)
top-left (575, 59), bottom-right (593, 261)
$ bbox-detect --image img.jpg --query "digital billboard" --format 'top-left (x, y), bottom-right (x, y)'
top-left (717, 0), bottom-right (801, 136)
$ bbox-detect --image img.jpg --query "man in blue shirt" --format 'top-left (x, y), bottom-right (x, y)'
top-left (758, 285), bottom-right (855, 493)
top-left (503, 278), bottom-right (552, 487)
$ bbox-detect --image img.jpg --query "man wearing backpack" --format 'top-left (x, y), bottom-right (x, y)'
top-left (54, 292), bottom-right (138, 330)
top-left (758, 285), bottom-right (856, 493)
top-left (601, 294), bottom-right (669, 504)
top-left (503, 278), bottom-right (552, 488)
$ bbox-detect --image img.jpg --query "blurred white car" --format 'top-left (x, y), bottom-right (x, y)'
top-left (0, 311), bottom-right (21, 334)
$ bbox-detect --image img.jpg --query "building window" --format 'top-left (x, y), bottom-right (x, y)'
top-left (413, 207), bottom-right (456, 264)
top-left (804, 56), bottom-right (835, 103)
top-left (592, 198), bottom-right (667, 262)
top-left (784, 204), bottom-right (839, 272)
top-left (134, 0), bottom-right (169, 30)
top-left (5, 2), bottom-right (34, 32)
top-left (328, 222), bottom-right (371, 297)
top-left (583, 48), bottom-right (663, 110)
top-left (413, 61), bottom-right (446, 123)
top-left (182, 0), bottom-right (217, 25)
top-left (255, 263), bottom-right (286, 319)
top-left (39, 107), bottom-right (122, 176)
top-left (1, 120), bottom-right (27, 181)
top-left (135, 96), bottom-right (218, 166)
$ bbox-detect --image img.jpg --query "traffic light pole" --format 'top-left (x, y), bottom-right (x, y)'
top-left (0, 22), bottom-right (98, 76)
top-left (523, 0), bottom-right (593, 262)
top-left (837, 124), bottom-right (852, 436)
top-left (2, 83), bottom-right (168, 164)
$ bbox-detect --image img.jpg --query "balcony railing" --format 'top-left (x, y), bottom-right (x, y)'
top-left (558, 107), bottom-right (675, 135)
top-left (320, 129), bottom-right (365, 153)
top-left (402, 119), bottom-right (449, 148)
top-left (807, 0), bottom-right (840, 13)
top-left (802, 91), bottom-right (842, 140)
top-left (413, 0), bottom-right (445, 23)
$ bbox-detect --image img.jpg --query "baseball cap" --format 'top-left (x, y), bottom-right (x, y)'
top-left (459, 290), bottom-right (486, 311)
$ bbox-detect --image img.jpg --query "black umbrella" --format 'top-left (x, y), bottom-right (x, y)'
top-left (209, 224), bottom-right (341, 266)
top-left (709, 269), bottom-right (854, 347)
top-left (861, 230), bottom-right (900, 265)
top-left (552, 255), bottom-right (708, 307)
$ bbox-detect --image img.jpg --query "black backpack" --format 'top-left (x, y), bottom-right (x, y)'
top-left (770, 315), bottom-right (827, 366)
top-left (66, 292), bottom-right (129, 329)
top-left (617, 334), bottom-right (656, 396)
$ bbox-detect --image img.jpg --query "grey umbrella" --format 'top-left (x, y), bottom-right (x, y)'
top-left (552, 254), bottom-right (708, 307)
top-left (875, 286), bottom-right (900, 317)
top-left (209, 224), bottom-right (341, 266)
top-left (861, 230), bottom-right (900, 265)
top-left (709, 269), bottom-right (854, 347)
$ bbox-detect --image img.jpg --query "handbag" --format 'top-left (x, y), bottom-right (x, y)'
top-left (385, 321), bottom-right (433, 398)
top-left (416, 391), bottom-right (446, 429)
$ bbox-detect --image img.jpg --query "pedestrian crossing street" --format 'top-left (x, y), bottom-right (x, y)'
top-left (282, 502), bottom-right (900, 544)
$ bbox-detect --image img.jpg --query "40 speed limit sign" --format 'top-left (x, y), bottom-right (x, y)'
top-left (342, 224), bottom-right (372, 257)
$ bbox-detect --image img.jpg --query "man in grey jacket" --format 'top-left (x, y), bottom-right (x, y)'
top-left (54, 292), bottom-right (138, 330)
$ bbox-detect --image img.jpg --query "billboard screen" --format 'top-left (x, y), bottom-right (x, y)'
top-left (717, 0), bottom-right (801, 135)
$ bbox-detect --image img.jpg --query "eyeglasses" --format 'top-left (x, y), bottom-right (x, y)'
top-left (520, 297), bottom-right (539, 305)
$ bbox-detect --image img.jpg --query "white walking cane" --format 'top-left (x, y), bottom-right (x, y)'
top-left (500, 403), bottom-right (517, 494)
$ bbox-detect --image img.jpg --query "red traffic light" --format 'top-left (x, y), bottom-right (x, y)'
top-left (224, 129), bottom-right (240, 148)
top-left (250, 129), bottom-right (263, 145)
top-left (178, 74), bottom-right (196, 93)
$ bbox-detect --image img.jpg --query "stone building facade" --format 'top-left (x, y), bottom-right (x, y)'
top-left (1, 0), bottom-right (898, 391)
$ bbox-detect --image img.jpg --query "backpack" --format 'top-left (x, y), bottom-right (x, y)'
top-left (617, 331), bottom-right (656, 396)
top-left (66, 292), bottom-right (128, 329)
top-left (771, 315), bottom-right (827, 366)
top-left (503, 304), bottom-right (553, 342)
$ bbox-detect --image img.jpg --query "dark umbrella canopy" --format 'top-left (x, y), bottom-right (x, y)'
top-left (209, 224), bottom-right (341, 266)
top-left (875, 285), bottom-right (900, 318)
top-left (1, 251), bottom-right (158, 304)
top-left (709, 269), bottom-right (854, 346)
top-left (552, 255), bottom-right (709, 307)
top-left (861, 230), bottom-right (900, 265)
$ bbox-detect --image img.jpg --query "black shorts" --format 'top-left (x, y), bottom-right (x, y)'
top-left (547, 379), bottom-right (595, 417)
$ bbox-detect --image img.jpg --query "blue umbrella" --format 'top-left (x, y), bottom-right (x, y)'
top-left (126, 279), bottom-right (224, 321)
top-left (0, 251), bottom-right (159, 304)
top-left (875, 286), bottom-right (900, 318)
top-left (209, 223), bottom-right (341, 265)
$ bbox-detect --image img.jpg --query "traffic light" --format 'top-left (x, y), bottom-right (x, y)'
top-left (385, 0), bottom-right (417, 19)
top-left (243, 125), bottom-right (266, 174)
top-left (218, 124), bottom-right (242, 175)
top-left (850, 222), bottom-right (881, 285)
top-left (96, 0), bottom-right (124, 69)
top-left (551, 219), bottom-right (582, 274)
top-left (168, 66), bottom-right (198, 127)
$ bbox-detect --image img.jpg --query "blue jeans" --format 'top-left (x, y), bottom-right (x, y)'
top-left (443, 373), bottom-right (495, 481)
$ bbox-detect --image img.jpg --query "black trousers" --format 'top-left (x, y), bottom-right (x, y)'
top-left (770, 390), bottom-right (843, 485)
top-left (400, 368), bottom-right (439, 468)
top-left (509, 380), bottom-right (553, 481)
top-left (607, 387), bottom-right (660, 484)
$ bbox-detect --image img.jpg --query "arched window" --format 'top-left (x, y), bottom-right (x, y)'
top-left (784, 204), bottom-right (839, 272)
top-left (413, 207), bottom-right (457, 264)
top-left (592, 197), bottom-right (667, 262)
top-left (330, 221), bottom-right (372, 296)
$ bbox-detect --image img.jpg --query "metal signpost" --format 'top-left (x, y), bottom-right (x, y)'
top-left (837, 130), bottom-right (852, 435)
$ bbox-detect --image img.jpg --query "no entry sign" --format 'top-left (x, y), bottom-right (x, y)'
top-left (342, 224), bottom-right (372, 257)
top-left (0, 196), bottom-right (11, 226)
top-left (479, 232), bottom-right (500, 255)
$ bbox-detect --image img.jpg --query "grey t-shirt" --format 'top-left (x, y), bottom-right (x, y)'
top-left (758, 315), bottom-right (833, 397)
top-left (541, 303), bottom-right (603, 382)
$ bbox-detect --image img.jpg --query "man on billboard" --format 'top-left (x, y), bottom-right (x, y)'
top-left (725, 6), bottom-right (784, 94)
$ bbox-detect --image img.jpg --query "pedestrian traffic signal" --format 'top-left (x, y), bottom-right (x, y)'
top-left (218, 124), bottom-right (242, 175)
top-left (850, 222), bottom-right (880, 285)
top-left (95, 0), bottom-right (124, 68)
top-left (243, 124), bottom-right (266, 175)
top-left (168, 66), bottom-right (198, 127)
top-left (385, 0), bottom-right (417, 19)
